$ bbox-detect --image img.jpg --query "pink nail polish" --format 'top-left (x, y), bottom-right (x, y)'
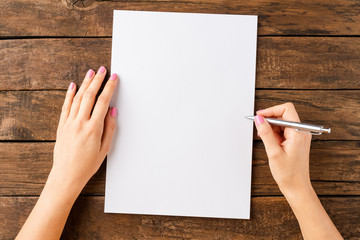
top-left (98, 66), bottom-right (106, 74)
top-left (110, 73), bottom-right (117, 81)
top-left (86, 69), bottom-right (94, 78)
top-left (110, 107), bottom-right (117, 117)
top-left (256, 109), bottom-right (264, 114)
top-left (255, 115), bottom-right (264, 125)
top-left (69, 82), bottom-right (75, 90)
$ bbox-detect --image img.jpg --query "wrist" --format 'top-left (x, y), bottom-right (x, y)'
top-left (278, 178), bottom-right (313, 197)
top-left (282, 182), bottom-right (317, 207)
top-left (46, 169), bottom-right (85, 201)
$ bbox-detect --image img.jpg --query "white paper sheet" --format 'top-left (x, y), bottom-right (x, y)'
top-left (105, 10), bottom-right (257, 219)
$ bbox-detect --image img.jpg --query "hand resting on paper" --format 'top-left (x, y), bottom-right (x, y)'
top-left (16, 67), bottom-right (118, 240)
top-left (52, 66), bottom-right (117, 189)
top-left (254, 103), bottom-right (342, 240)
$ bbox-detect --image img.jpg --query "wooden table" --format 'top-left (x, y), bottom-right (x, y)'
top-left (1, 0), bottom-right (359, 239)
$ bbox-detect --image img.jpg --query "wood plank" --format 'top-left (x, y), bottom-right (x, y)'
top-left (0, 39), bottom-right (111, 91)
top-left (1, 141), bottom-right (359, 196)
top-left (1, 0), bottom-right (360, 36)
top-left (256, 37), bottom-right (360, 89)
top-left (1, 90), bottom-right (359, 141)
top-left (1, 38), bottom-right (360, 90)
top-left (0, 91), bottom-right (63, 141)
top-left (0, 196), bottom-right (359, 239)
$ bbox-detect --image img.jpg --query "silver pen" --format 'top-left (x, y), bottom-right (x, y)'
top-left (244, 116), bottom-right (331, 135)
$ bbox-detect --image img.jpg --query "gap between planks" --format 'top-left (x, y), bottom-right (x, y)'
top-left (2, 35), bottom-right (360, 41)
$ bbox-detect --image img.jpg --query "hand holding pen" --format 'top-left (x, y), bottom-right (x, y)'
top-left (250, 102), bottom-right (342, 239)
top-left (245, 115), bottom-right (331, 135)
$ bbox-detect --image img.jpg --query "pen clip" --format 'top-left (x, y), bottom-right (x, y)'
top-left (294, 128), bottom-right (322, 135)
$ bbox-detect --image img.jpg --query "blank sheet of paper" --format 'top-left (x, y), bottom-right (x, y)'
top-left (105, 10), bottom-right (258, 219)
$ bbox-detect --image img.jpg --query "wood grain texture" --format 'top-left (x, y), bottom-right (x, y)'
top-left (1, 0), bottom-right (360, 37)
top-left (256, 37), bottom-right (360, 89)
top-left (1, 90), bottom-right (359, 141)
top-left (1, 0), bottom-right (359, 239)
top-left (0, 91), bottom-right (63, 140)
top-left (0, 196), bottom-right (359, 239)
top-left (1, 141), bottom-right (359, 196)
top-left (0, 39), bottom-right (111, 91)
top-left (1, 37), bottom-right (360, 90)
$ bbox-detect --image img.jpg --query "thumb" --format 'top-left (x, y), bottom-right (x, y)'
top-left (254, 115), bottom-right (284, 159)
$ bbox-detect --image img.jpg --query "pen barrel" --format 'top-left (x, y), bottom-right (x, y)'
top-left (265, 118), bottom-right (329, 134)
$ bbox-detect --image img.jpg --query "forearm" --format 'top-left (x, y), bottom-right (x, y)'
top-left (16, 172), bottom-right (83, 240)
top-left (284, 185), bottom-right (343, 240)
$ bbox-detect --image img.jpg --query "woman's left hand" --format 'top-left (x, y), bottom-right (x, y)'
top-left (51, 66), bottom-right (118, 190)
top-left (16, 66), bottom-right (119, 240)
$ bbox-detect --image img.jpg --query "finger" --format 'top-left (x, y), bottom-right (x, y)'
top-left (59, 82), bottom-right (76, 125)
top-left (271, 125), bottom-right (285, 144)
top-left (92, 73), bottom-right (118, 122)
top-left (69, 69), bottom-right (95, 119)
top-left (257, 125), bottom-right (282, 138)
top-left (101, 107), bottom-right (117, 154)
top-left (259, 128), bottom-right (283, 145)
top-left (77, 66), bottom-right (107, 119)
top-left (256, 102), bottom-right (300, 122)
top-left (273, 131), bottom-right (284, 145)
top-left (271, 125), bottom-right (282, 135)
top-left (254, 115), bottom-right (284, 159)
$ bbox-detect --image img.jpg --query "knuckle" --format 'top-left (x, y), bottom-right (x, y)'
top-left (98, 95), bottom-right (110, 105)
top-left (285, 102), bottom-right (295, 109)
top-left (268, 149), bottom-right (282, 159)
top-left (73, 95), bottom-right (80, 104)
top-left (73, 122), bottom-right (83, 132)
top-left (88, 121), bottom-right (102, 134)
top-left (259, 126), bottom-right (272, 137)
top-left (84, 90), bottom-right (95, 100)
top-left (87, 121), bottom-right (98, 130)
top-left (86, 127), bottom-right (97, 137)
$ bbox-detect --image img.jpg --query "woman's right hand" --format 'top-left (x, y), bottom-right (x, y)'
top-left (254, 102), bottom-right (313, 197)
top-left (254, 103), bottom-right (343, 240)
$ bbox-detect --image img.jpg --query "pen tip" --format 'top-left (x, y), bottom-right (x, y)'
top-left (244, 115), bottom-right (255, 120)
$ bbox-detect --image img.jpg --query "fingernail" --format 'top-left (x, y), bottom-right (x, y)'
top-left (69, 82), bottom-right (75, 90)
top-left (110, 73), bottom-right (117, 81)
top-left (256, 109), bottom-right (264, 114)
top-left (257, 132), bottom-right (260, 137)
top-left (110, 107), bottom-right (117, 117)
top-left (255, 115), bottom-right (264, 125)
top-left (98, 66), bottom-right (106, 74)
top-left (86, 69), bottom-right (94, 78)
